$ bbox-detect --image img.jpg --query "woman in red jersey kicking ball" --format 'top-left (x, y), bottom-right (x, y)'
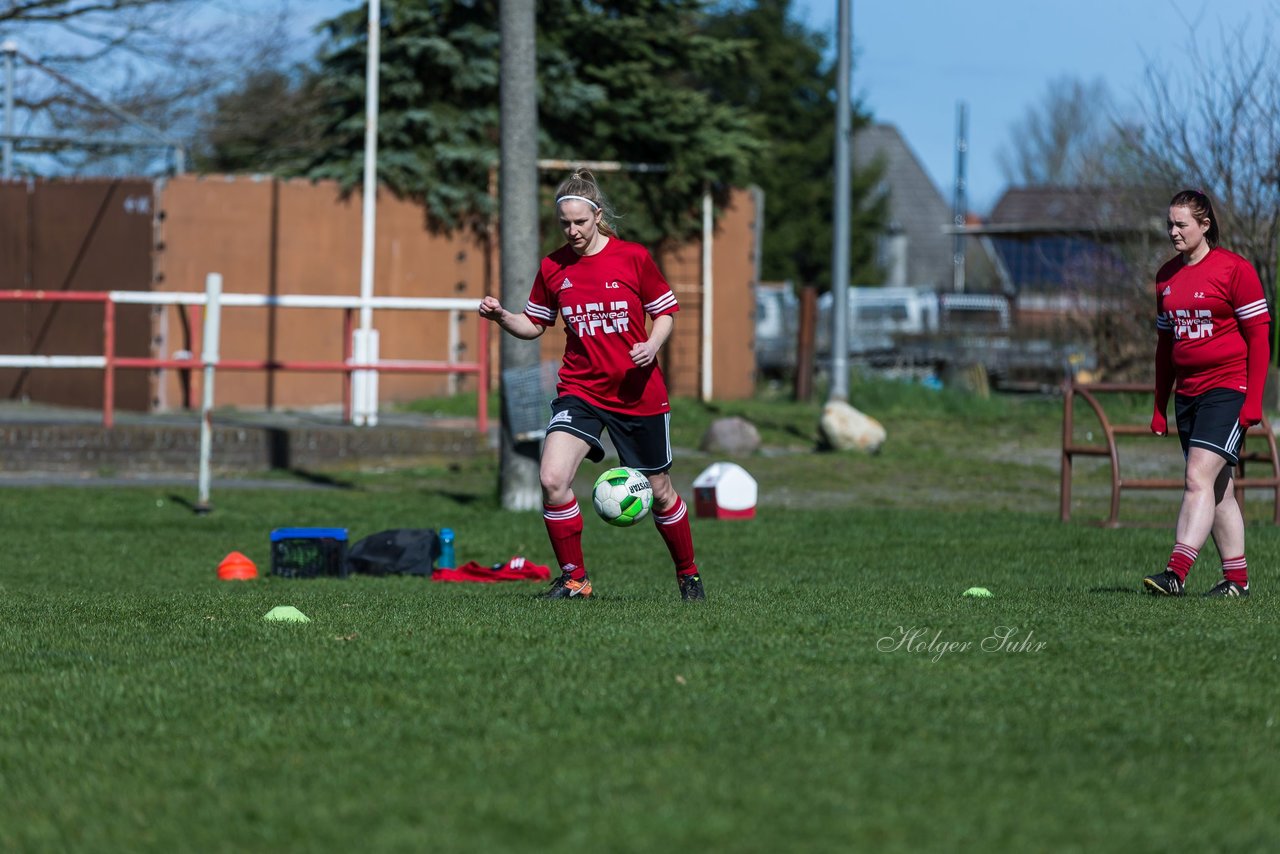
top-left (478, 170), bottom-right (704, 602)
top-left (1144, 189), bottom-right (1270, 597)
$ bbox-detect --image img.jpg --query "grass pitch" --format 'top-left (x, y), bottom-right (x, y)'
top-left (2, 381), bottom-right (1277, 852)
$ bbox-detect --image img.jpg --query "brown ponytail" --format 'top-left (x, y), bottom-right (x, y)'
top-left (1169, 189), bottom-right (1220, 247)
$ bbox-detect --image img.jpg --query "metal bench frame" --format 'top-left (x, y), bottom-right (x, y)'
top-left (1060, 379), bottom-right (1280, 527)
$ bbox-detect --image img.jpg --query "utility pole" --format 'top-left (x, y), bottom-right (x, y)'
top-left (498, 0), bottom-right (541, 510)
top-left (828, 0), bottom-right (853, 402)
top-left (2, 41), bottom-right (14, 179)
top-left (952, 101), bottom-right (968, 293)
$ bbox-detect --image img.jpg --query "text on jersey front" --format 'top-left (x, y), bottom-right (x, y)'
top-left (562, 301), bottom-right (631, 337)
top-left (1171, 308), bottom-right (1214, 339)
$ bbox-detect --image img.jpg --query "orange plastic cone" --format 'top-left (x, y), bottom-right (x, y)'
top-left (217, 551), bottom-right (258, 581)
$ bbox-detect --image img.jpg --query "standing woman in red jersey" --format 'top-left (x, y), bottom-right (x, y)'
top-left (478, 170), bottom-right (704, 601)
top-left (1144, 189), bottom-right (1271, 597)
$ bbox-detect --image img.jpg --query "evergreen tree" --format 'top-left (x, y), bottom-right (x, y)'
top-left (300, 1), bottom-right (500, 228)
top-left (197, 0), bottom-right (885, 276)
top-left (297, 0), bottom-right (762, 245)
top-left (195, 67), bottom-right (324, 173)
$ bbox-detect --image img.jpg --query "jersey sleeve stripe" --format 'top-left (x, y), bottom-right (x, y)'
top-left (644, 292), bottom-right (678, 314)
top-left (1235, 299), bottom-right (1269, 320)
top-left (525, 301), bottom-right (555, 322)
top-left (1155, 314), bottom-right (1172, 330)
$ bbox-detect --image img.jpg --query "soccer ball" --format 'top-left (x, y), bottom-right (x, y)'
top-left (592, 466), bottom-right (653, 527)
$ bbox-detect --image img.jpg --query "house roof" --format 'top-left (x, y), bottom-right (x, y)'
top-left (853, 124), bottom-right (967, 290)
top-left (978, 186), bottom-right (1158, 235)
top-left (975, 186), bottom-right (1160, 292)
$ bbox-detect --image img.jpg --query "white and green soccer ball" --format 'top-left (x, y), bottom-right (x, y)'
top-left (592, 466), bottom-right (653, 527)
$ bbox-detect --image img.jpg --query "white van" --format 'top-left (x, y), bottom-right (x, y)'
top-left (760, 284), bottom-right (1015, 371)
top-left (754, 282), bottom-right (799, 376)
top-left (938, 292), bottom-right (1011, 332)
top-left (817, 286), bottom-right (940, 354)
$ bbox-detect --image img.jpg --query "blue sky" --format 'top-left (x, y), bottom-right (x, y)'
top-left (794, 0), bottom-right (1275, 213)
top-left (288, 0), bottom-right (1274, 214)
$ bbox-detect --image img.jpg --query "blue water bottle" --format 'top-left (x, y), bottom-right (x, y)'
top-left (438, 528), bottom-right (456, 568)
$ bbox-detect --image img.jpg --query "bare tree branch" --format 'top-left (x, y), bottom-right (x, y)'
top-left (0, 1), bottom-right (177, 24)
top-left (997, 77), bottom-right (1116, 186)
top-left (1, 0), bottom-right (320, 177)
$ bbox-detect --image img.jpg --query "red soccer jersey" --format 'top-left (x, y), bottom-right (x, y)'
top-left (524, 238), bottom-right (679, 415)
top-left (1155, 247), bottom-right (1269, 396)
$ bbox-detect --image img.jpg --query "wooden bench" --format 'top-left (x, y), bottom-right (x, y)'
top-left (1060, 380), bottom-right (1280, 526)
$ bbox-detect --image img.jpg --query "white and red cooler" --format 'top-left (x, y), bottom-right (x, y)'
top-left (692, 462), bottom-right (757, 520)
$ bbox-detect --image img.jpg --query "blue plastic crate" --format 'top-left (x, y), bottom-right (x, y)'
top-left (270, 527), bottom-right (349, 579)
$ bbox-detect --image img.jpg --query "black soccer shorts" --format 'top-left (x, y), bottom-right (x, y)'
top-left (1175, 387), bottom-right (1245, 465)
top-left (545, 394), bottom-right (673, 474)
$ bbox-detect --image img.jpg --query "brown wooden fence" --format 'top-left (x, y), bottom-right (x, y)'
top-left (0, 178), bottom-right (154, 409)
top-left (1, 175), bottom-right (759, 413)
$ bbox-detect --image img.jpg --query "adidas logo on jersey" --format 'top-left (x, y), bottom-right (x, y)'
top-left (561, 277), bottom-right (573, 290)
top-left (1162, 286), bottom-right (1171, 296)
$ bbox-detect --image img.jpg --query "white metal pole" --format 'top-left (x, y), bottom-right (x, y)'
top-left (447, 309), bottom-right (461, 396)
top-left (354, 0), bottom-right (382, 426)
top-left (2, 41), bottom-right (15, 180)
top-left (700, 190), bottom-right (714, 402)
top-left (195, 273), bottom-right (222, 515)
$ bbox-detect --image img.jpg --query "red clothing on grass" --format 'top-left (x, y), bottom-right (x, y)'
top-left (524, 239), bottom-right (678, 416)
top-left (1155, 247), bottom-right (1269, 396)
top-left (432, 556), bottom-right (551, 583)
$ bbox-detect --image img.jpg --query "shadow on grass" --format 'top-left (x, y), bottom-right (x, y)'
top-left (282, 469), bottom-right (358, 490)
top-left (166, 493), bottom-right (201, 513)
top-left (1089, 586), bottom-right (1143, 595)
top-left (435, 491), bottom-right (489, 506)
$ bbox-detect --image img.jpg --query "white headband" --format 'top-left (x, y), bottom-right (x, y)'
top-left (556, 194), bottom-right (599, 211)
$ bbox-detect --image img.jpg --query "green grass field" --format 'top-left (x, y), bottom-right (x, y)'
top-left (3, 380), bottom-right (1277, 852)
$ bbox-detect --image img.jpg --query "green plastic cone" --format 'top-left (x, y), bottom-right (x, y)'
top-left (263, 605), bottom-right (311, 623)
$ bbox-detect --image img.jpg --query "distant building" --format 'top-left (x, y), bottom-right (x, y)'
top-left (954, 185), bottom-right (1161, 367)
top-left (979, 186), bottom-right (1157, 295)
top-left (853, 123), bottom-right (1000, 292)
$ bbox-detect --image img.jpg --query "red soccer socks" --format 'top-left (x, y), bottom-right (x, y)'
top-left (1165, 543), bottom-right (1198, 582)
top-left (1221, 554), bottom-right (1248, 587)
top-left (654, 495), bottom-right (698, 577)
top-left (543, 499), bottom-right (586, 580)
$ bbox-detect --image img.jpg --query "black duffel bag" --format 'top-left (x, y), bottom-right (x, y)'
top-left (344, 529), bottom-right (440, 576)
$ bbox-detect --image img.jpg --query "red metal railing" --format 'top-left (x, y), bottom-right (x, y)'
top-left (0, 288), bottom-right (489, 433)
